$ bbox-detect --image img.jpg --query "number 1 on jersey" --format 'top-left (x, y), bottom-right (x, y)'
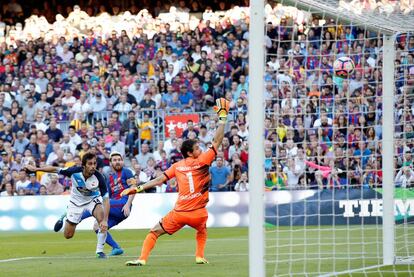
top-left (186, 172), bottom-right (195, 193)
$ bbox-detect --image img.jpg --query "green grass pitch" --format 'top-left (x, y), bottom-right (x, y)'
top-left (0, 228), bottom-right (248, 277)
top-left (0, 227), bottom-right (413, 276)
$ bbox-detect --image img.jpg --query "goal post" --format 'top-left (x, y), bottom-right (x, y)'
top-left (247, 0), bottom-right (414, 276)
top-left (248, 0), bottom-right (265, 277)
top-left (382, 34), bottom-right (395, 266)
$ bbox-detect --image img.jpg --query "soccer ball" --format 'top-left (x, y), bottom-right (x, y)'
top-left (333, 57), bottom-right (355, 78)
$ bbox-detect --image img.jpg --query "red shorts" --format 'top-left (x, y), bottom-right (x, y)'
top-left (160, 208), bottom-right (208, 235)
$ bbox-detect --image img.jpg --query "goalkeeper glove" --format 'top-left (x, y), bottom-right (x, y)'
top-left (213, 98), bottom-right (230, 123)
top-left (121, 185), bottom-right (144, 196)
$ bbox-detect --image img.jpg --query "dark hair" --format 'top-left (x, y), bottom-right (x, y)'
top-left (82, 152), bottom-right (97, 166)
top-left (180, 139), bottom-right (198, 158)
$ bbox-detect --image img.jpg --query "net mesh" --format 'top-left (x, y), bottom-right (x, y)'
top-left (283, 0), bottom-right (414, 34)
top-left (262, 0), bottom-right (414, 275)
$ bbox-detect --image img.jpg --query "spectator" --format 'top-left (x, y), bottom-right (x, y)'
top-left (138, 92), bottom-right (156, 114)
top-left (198, 124), bottom-right (213, 151)
top-left (109, 131), bottom-right (125, 158)
top-left (135, 143), bottom-right (154, 169)
top-left (283, 159), bottom-right (303, 189)
top-left (164, 129), bottom-right (177, 155)
top-left (395, 166), bottom-right (414, 188)
top-left (46, 173), bottom-right (64, 195)
top-left (35, 72), bottom-right (49, 93)
top-left (209, 156), bottom-right (231, 192)
top-left (26, 134), bottom-right (40, 159)
top-left (12, 114), bottom-right (29, 138)
top-left (46, 120), bottom-right (63, 142)
top-left (182, 120), bottom-right (199, 139)
top-left (166, 92), bottom-right (183, 112)
top-left (25, 173), bottom-right (41, 195)
top-left (234, 172), bottom-right (249, 192)
top-left (60, 133), bottom-right (76, 157)
top-left (33, 113), bottom-right (48, 132)
top-left (178, 84), bottom-right (194, 112)
top-left (121, 111), bottom-right (139, 156)
top-left (129, 79), bottom-right (146, 104)
top-left (14, 131), bottom-right (29, 154)
top-left (61, 89), bottom-right (77, 108)
top-left (90, 92), bottom-right (108, 116)
top-left (68, 126), bottom-right (82, 146)
top-left (21, 97), bottom-right (36, 122)
top-left (39, 185), bottom-right (47, 195)
top-left (15, 169), bottom-right (30, 191)
top-left (137, 113), bottom-right (154, 144)
top-left (59, 44), bottom-right (74, 63)
top-left (229, 133), bottom-right (243, 154)
top-left (71, 94), bottom-right (92, 120)
top-left (46, 143), bottom-right (61, 165)
top-left (10, 153), bottom-right (24, 172)
top-left (113, 94), bottom-right (133, 122)
top-left (130, 160), bottom-right (150, 185)
top-left (0, 182), bottom-right (16, 196)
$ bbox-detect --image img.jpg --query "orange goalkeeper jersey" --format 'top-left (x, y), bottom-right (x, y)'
top-left (164, 146), bottom-right (217, 212)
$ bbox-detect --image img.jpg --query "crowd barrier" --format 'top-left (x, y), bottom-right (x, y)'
top-left (1, 189), bottom-right (413, 231)
top-left (41, 109), bottom-right (234, 145)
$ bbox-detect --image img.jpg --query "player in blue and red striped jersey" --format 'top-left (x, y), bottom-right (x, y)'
top-left (54, 151), bottom-right (136, 256)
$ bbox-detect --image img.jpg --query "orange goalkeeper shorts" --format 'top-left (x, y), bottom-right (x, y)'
top-left (160, 208), bottom-right (208, 235)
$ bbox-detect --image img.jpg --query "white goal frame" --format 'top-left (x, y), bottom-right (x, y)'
top-left (248, 0), bottom-right (414, 275)
top-left (248, 0), bottom-right (265, 276)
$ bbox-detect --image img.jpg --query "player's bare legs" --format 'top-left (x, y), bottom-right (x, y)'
top-left (93, 204), bottom-right (108, 258)
top-left (63, 221), bottom-right (77, 239)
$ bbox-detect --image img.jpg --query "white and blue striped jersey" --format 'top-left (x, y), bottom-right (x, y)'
top-left (58, 166), bottom-right (108, 206)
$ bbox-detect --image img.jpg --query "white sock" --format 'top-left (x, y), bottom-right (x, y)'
top-left (96, 229), bottom-right (107, 253)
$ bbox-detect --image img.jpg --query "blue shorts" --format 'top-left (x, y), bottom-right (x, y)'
top-left (81, 198), bottom-right (130, 228)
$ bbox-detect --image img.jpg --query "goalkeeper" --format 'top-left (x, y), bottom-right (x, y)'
top-left (122, 98), bottom-right (230, 266)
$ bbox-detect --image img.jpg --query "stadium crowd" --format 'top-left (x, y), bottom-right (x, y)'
top-left (0, 0), bottom-right (413, 196)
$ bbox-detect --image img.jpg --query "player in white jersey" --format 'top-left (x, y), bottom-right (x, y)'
top-left (25, 152), bottom-right (110, 258)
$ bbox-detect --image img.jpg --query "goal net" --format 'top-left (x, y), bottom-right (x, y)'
top-left (248, 0), bottom-right (414, 276)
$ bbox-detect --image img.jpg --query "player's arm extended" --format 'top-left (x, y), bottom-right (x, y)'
top-left (121, 174), bottom-right (168, 196)
top-left (212, 121), bottom-right (226, 151)
top-left (25, 165), bottom-right (59, 173)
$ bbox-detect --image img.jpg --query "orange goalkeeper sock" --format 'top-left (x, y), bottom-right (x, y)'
top-left (139, 231), bottom-right (158, 261)
top-left (195, 228), bottom-right (207, 258)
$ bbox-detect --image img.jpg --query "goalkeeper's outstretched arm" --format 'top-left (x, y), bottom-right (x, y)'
top-left (141, 175), bottom-right (168, 191)
top-left (121, 174), bottom-right (168, 196)
top-left (212, 121), bottom-right (226, 151)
